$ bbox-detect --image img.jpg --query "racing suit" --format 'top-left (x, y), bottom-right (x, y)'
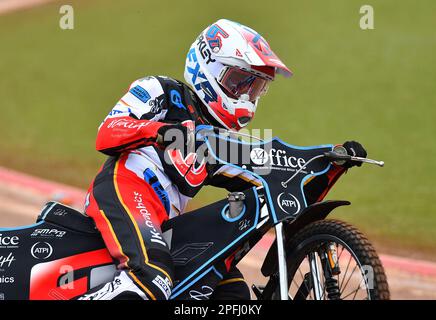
top-left (79, 76), bottom-right (345, 300)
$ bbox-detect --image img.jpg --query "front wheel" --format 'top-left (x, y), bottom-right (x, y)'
top-left (266, 219), bottom-right (390, 300)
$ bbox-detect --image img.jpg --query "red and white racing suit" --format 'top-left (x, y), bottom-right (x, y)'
top-left (79, 76), bottom-right (346, 300)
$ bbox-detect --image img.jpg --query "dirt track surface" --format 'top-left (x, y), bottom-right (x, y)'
top-left (1, 182), bottom-right (436, 300)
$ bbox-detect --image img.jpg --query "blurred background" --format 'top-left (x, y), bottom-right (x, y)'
top-left (0, 0), bottom-right (435, 264)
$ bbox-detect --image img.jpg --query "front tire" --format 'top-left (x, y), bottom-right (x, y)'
top-left (265, 219), bottom-right (390, 300)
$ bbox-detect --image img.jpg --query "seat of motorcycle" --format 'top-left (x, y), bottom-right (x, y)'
top-left (36, 201), bottom-right (98, 234)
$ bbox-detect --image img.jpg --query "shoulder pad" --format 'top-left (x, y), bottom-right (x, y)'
top-left (119, 76), bottom-right (167, 119)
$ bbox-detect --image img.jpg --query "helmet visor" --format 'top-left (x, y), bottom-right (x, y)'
top-left (217, 66), bottom-right (270, 102)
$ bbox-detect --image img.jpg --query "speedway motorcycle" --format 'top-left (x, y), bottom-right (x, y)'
top-left (0, 128), bottom-right (389, 300)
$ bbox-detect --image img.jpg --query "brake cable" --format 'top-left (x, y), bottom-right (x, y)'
top-left (281, 154), bottom-right (326, 188)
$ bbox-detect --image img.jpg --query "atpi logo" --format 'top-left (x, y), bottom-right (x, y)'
top-left (31, 242), bottom-right (53, 260)
top-left (277, 192), bottom-right (301, 215)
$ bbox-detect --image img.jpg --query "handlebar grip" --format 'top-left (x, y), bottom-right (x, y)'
top-left (324, 151), bottom-right (352, 161)
top-left (325, 151), bottom-right (385, 167)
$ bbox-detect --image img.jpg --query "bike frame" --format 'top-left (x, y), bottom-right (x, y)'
top-left (192, 130), bottom-right (336, 300)
top-left (187, 129), bottom-right (380, 300)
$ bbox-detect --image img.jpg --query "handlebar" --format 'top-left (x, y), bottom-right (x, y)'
top-left (281, 150), bottom-right (384, 187)
top-left (195, 126), bottom-right (386, 191)
top-left (197, 126), bottom-right (385, 167)
top-left (324, 150), bottom-right (385, 167)
top-left (164, 125), bottom-right (385, 168)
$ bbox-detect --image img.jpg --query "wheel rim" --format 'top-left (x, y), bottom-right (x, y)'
top-left (286, 234), bottom-right (373, 300)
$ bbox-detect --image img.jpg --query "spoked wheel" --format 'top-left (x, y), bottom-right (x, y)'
top-left (268, 220), bottom-right (390, 300)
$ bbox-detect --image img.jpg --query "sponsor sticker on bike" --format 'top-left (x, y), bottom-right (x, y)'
top-left (31, 229), bottom-right (66, 238)
top-left (0, 252), bottom-right (16, 270)
top-left (0, 275), bottom-right (14, 284)
top-left (250, 148), bottom-right (269, 165)
top-left (31, 242), bottom-right (54, 260)
top-left (53, 208), bottom-right (69, 216)
top-left (0, 234), bottom-right (19, 249)
top-left (189, 285), bottom-right (213, 300)
top-left (277, 192), bottom-right (301, 215)
top-left (250, 147), bottom-right (309, 173)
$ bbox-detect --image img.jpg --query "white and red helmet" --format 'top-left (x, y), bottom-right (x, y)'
top-left (184, 19), bottom-right (292, 131)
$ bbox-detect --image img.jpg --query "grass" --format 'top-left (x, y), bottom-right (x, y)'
top-left (0, 0), bottom-right (435, 256)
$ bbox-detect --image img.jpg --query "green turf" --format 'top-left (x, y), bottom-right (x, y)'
top-left (0, 0), bottom-right (435, 254)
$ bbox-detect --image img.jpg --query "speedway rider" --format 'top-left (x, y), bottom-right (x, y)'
top-left (79, 19), bottom-right (367, 300)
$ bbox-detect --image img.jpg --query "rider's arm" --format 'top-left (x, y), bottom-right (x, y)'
top-left (303, 163), bottom-right (346, 204)
top-left (95, 77), bottom-right (168, 156)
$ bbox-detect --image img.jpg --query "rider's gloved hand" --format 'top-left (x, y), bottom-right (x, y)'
top-left (156, 121), bottom-right (195, 151)
top-left (342, 141), bottom-right (367, 168)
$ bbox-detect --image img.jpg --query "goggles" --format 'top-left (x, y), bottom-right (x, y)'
top-left (217, 66), bottom-right (271, 102)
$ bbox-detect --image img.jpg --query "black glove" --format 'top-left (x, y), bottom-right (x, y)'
top-left (156, 123), bottom-right (194, 151)
top-left (342, 141), bottom-right (367, 168)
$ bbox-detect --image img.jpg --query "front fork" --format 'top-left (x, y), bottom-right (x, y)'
top-left (275, 222), bottom-right (289, 300)
top-left (274, 224), bottom-right (341, 300)
top-left (306, 242), bottom-right (341, 300)
top-left (274, 224), bottom-right (337, 300)
top-left (309, 252), bottom-right (323, 299)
